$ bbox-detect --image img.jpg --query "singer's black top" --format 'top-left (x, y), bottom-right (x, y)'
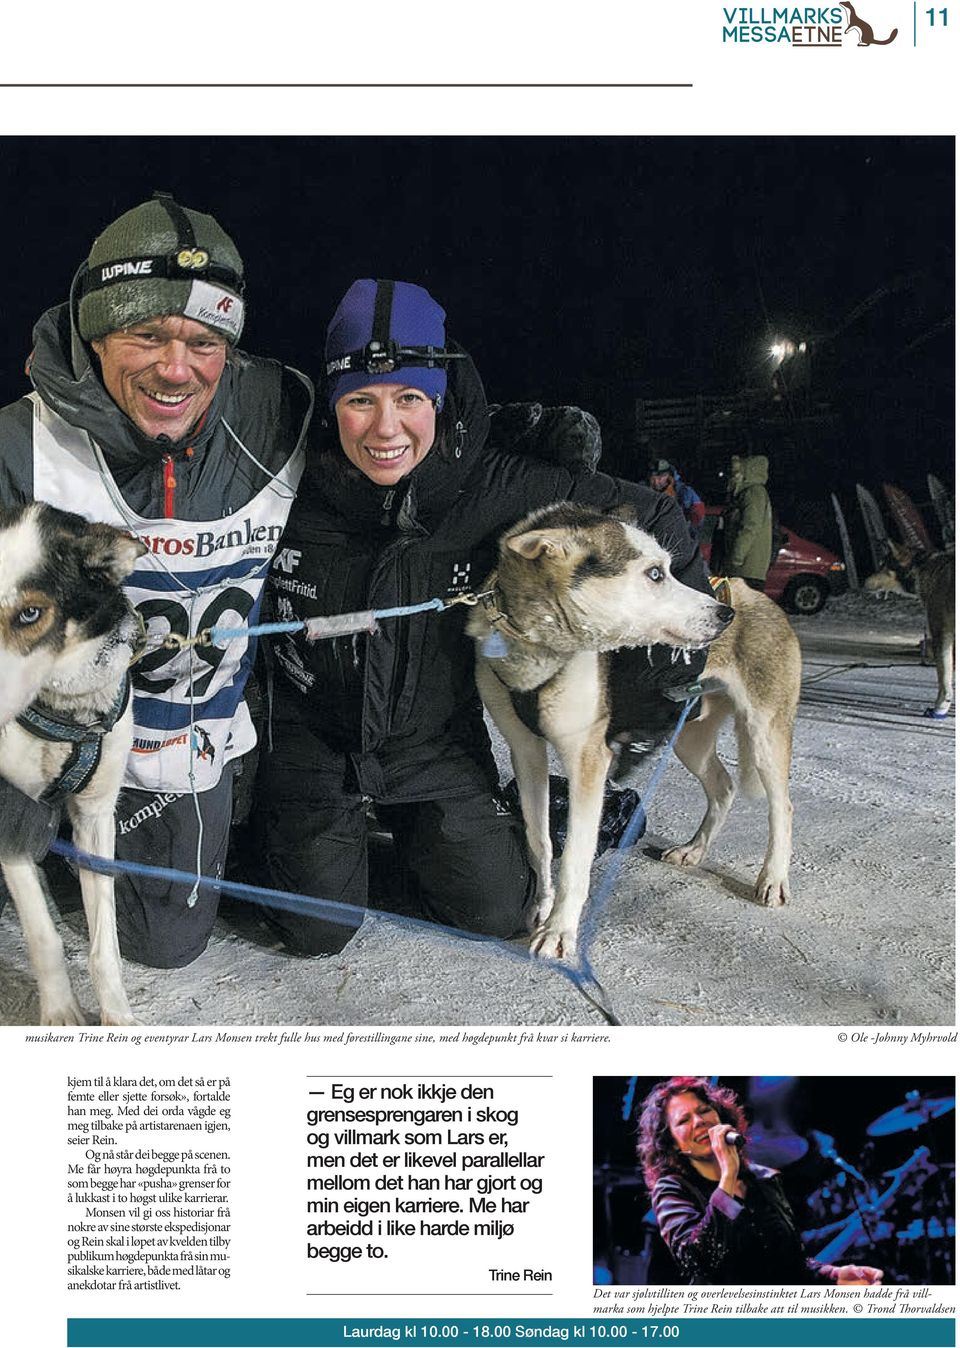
top-left (652, 1161), bottom-right (834, 1285)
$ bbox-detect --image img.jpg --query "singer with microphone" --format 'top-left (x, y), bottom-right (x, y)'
top-left (637, 1078), bottom-right (883, 1285)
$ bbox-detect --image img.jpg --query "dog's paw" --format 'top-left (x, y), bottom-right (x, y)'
top-left (756, 870), bottom-right (790, 907)
top-left (661, 841), bottom-right (706, 869)
top-left (41, 998), bottom-right (87, 1026)
top-left (527, 887), bottom-right (556, 932)
top-left (529, 920), bottom-right (578, 962)
top-left (530, 900), bottom-right (556, 932)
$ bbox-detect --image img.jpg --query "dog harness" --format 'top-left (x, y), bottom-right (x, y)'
top-left (16, 674), bottom-right (132, 806)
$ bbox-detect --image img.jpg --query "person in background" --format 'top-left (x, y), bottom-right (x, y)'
top-left (637, 1076), bottom-right (884, 1286)
top-left (0, 193), bottom-right (313, 971)
top-left (648, 457), bottom-right (706, 540)
top-left (254, 278), bottom-right (714, 956)
top-left (724, 452), bottom-right (773, 591)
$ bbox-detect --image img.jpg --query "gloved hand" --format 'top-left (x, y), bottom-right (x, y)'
top-left (606, 645), bottom-right (706, 783)
top-left (501, 775), bottom-right (644, 857)
top-left (489, 402), bottom-right (602, 473)
top-left (0, 777), bottom-right (61, 862)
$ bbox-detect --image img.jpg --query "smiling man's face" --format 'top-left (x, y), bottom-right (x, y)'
top-left (92, 314), bottom-right (227, 441)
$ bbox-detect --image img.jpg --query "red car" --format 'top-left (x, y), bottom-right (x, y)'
top-left (700, 506), bottom-right (846, 615)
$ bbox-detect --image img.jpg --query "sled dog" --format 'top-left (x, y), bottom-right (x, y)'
top-left (467, 503), bottom-right (803, 959)
top-left (465, 504), bottom-right (715, 956)
top-left (864, 541), bottom-right (955, 718)
top-left (0, 502), bottom-right (145, 1023)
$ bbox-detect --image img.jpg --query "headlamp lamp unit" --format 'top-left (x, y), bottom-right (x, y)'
top-left (325, 278), bottom-right (464, 380)
top-left (76, 191), bottom-right (245, 301)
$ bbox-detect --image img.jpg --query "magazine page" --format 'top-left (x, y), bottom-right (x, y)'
top-left (0, 5), bottom-right (956, 1348)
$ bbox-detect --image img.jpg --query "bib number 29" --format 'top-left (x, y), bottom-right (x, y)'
top-left (132, 587), bottom-right (255, 698)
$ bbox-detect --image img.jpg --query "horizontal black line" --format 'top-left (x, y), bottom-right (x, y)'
top-left (0, 82), bottom-right (693, 90)
top-left (306, 1293), bottom-right (553, 1297)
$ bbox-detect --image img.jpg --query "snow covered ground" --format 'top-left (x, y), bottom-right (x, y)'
top-left (0, 591), bottom-right (953, 1027)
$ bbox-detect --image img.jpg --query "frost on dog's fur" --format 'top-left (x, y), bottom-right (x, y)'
top-left (493, 502), bottom-right (729, 656)
top-left (468, 502), bottom-right (742, 960)
top-left (0, 502), bottom-right (145, 1025)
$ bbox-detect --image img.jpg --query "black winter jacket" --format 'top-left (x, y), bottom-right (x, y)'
top-left (652, 1162), bottom-right (834, 1285)
top-left (268, 349), bottom-right (710, 802)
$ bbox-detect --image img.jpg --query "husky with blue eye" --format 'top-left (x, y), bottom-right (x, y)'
top-left (0, 501), bottom-right (145, 1024)
top-left (467, 502), bottom-right (743, 960)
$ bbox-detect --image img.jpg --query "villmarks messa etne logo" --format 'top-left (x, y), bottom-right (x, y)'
top-left (721, 5), bottom-right (900, 46)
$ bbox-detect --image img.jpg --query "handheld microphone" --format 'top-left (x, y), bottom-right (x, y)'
top-left (724, 1131), bottom-right (746, 1149)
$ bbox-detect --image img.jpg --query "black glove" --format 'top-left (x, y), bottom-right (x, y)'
top-left (490, 402), bottom-right (602, 473)
top-left (605, 645), bottom-right (707, 783)
top-left (0, 777), bottom-right (61, 862)
top-left (501, 775), bottom-right (644, 857)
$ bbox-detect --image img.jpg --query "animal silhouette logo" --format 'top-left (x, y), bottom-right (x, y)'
top-left (841, 2), bottom-right (898, 45)
top-left (191, 724), bottom-right (216, 762)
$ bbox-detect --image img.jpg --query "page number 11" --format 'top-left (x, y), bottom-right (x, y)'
top-left (925, 7), bottom-right (948, 22)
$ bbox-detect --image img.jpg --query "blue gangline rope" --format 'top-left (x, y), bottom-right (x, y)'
top-left (209, 598), bottom-right (447, 645)
top-left (118, 591), bottom-right (699, 1023)
top-left (49, 706), bottom-right (694, 1028)
top-left (48, 838), bottom-right (625, 1015)
top-left (573, 697), bottom-right (696, 1023)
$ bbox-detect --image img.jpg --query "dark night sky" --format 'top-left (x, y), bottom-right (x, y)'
top-left (1, 136), bottom-right (954, 513)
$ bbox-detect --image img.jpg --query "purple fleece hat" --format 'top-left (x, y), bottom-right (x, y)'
top-left (325, 278), bottom-right (449, 409)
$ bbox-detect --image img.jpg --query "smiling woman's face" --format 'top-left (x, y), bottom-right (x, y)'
top-left (335, 383), bottom-right (437, 486)
top-left (665, 1090), bottom-right (721, 1160)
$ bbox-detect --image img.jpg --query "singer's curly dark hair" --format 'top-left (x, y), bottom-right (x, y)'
top-left (637, 1077), bottom-right (749, 1191)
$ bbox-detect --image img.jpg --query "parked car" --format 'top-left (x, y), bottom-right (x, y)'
top-left (700, 506), bottom-right (846, 614)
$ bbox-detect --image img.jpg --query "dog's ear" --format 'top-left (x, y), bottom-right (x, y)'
top-left (77, 524), bottom-right (148, 584)
top-left (506, 528), bottom-right (579, 561)
top-left (607, 503), bottom-right (638, 525)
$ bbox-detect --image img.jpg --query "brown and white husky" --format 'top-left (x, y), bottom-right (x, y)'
top-left (467, 502), bottom-right (802, 959)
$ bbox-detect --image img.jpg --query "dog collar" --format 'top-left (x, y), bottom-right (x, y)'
top-left (16, 674), bottom-right (131, 805)
top-left (478, 580), bottom-right (530, 658)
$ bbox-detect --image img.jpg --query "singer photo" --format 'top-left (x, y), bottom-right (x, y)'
top-left (635, 1077), bottom-right (883, 1285)
top-left (594, 1075), bottom-right (956, 1286)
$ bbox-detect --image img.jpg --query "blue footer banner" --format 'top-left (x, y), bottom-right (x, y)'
top-left (66, 1318), bottom-right (956, 1347)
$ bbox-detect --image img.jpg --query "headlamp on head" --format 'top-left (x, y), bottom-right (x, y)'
top-left (326, 338), bottom-right (465, 380)
top-left (76, 191), bottom-right (246, 344)
top-left (78, 251), bottom-right (244, 300)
